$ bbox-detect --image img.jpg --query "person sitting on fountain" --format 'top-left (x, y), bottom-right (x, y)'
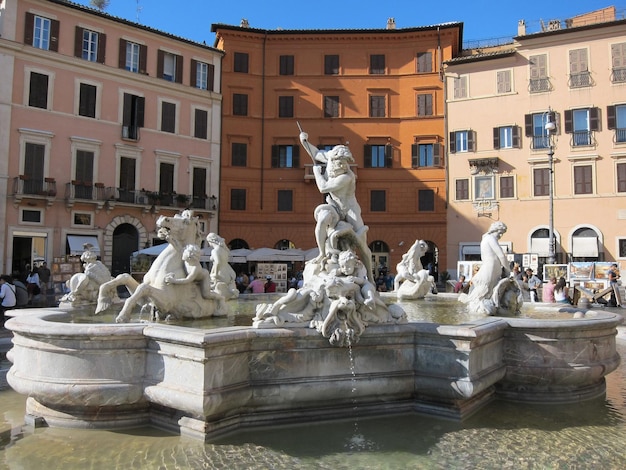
top-left (164, 244), bottom-right (218, 300)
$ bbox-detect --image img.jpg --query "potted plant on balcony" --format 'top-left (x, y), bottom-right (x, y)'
top-left (176, 193), bottom-right (189, 207)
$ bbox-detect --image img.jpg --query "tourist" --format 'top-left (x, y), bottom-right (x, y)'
top-left (26, 266), bottom-right (40, 304)
top-left (607, 263), bottom-right (620, 307)
top-left (264, 276), bottom-right (277, 293)
top-left (38, 261), bottom-right (51, 295)
top-left (247, 276), bottom-right (266, 293)
top-left (236, 271), bottom-right (249, 293)
top-left (0, 275), bottom-right (17, 325)
top-left (554, 277), bottom-right (570, 304)
top-left (525, 268), bottom-right (541, 302)
top-left (542, 276), bottom-right (557, 303)
top-left (454, 275), bottom-right (467, 293)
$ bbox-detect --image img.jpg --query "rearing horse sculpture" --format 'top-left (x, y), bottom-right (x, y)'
top-left (96, 210), bottom-right (225, 323)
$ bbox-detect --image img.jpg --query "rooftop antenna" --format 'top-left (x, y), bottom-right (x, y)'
top-left (136, 0), bottom-right (143, 23)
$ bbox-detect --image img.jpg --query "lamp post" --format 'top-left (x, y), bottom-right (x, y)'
top-left (545, 111), bottom-right (556, 264)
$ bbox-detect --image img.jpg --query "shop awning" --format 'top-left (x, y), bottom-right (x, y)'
top-left (572, 237), bottom-right (598, 257)
top-left (530, 238), bottom-right (550, 257)
top-left (67, 235), bottom-right (101, 256)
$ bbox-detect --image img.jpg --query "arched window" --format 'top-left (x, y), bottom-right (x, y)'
top-left (275, 239), bottom-right (295, 250)
top-left (571, 227), bottom-right (601, 262)
top-left (229, 238), bottom-right (249, 250)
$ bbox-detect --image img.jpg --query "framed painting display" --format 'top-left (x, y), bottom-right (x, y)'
top-left (593, 262), bottom-right (615, 280)
top-left (569, 262), bottom-right (594, 280)
top-left (474, 175), bottom-right (495, 200)
top-left (543, 264), bottom-right (568, 282)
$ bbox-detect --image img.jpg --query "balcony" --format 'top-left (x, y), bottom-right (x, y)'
top-left (12, 176), bottom-right (57, 206)
top-left (65, 181), bottom-right (108, 210)
top-left (611, 67), bottom-right (626, 84)
top-left (529, 78), bottom-right (551, 93)
top-left (571, 130), bottom-right (594, 147)
top-left (614, 128), bottom-right (626, 144)
top-left (531, 135), bottom-right (551, 150)
top-left (569, 71), bottom-right (592, 88)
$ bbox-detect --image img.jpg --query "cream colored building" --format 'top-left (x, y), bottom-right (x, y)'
top-left (0, 0), bottom-right (222, 277)
top-left (444, 8), bottom-right (626, 279)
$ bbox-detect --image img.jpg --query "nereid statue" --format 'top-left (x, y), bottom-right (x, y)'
top-left (394, 239), bottom-right (436, 300)
top-left (60, 244), bottom-right (112, 306)
top-left (96, 210), bottom-right (227, 322)
top-left (253, 126), bottom-right (406, 346)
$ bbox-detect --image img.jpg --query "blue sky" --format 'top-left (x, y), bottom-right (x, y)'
top-left (72, 1), bottom-right (624, 45)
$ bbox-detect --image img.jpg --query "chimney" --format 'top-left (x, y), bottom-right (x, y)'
top-left (240, 18), bottom-right (250, 28)
top-left (517, 19), bottom-right (526, 36)
top-left (386, 18), bottom-right (396, 30)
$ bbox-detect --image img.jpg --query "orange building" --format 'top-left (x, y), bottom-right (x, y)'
top-left (0, 0), bottom-right (222, 277)
top-left (212, 20), bottom-right (462, 277)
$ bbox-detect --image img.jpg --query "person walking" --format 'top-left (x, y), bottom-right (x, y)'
top-left (26, 266), bottom-right (40, 304)
top-left (264, 276), bottom-right (277, 293)
top-left (0, 275), bottom-right (17, 326)
top-left (525, 268), bottom-right (541, 302)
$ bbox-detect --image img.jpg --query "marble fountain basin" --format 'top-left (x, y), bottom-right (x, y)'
top-left (4, 302), bottom-right (622, 441)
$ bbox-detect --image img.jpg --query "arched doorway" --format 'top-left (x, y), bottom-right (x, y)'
top-left (111, 224), bottom-right (139, 276)
top-left (369, 240), bottom-right (390, 277)
top-left (274, 239), bottom-right (295, 250)
top-left (421, 241), bottom-right (439, 282)
top-left (229, 238), bottom-right (249, 250)
top-left (571, 226), bottom-right (602, 262)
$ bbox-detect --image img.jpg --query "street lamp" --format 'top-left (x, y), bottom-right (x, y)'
top-left (545, 110), bottom-right (556, 264)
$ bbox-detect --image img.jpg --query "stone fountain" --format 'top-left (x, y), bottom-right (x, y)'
top-left (4, 128), bottom-right (623, 441)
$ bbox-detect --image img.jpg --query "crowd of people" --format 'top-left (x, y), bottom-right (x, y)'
top-left (0, 261), bottom-right (52, 326)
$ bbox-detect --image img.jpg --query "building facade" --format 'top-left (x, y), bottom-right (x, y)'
top-left (0, 0), bottom-right (222, 277)
top-left (212, 21), bottom-right (462, 277)
top-left (445, 7), bottom-right (626, 279)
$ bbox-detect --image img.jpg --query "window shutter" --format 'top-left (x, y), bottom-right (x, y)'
top-left (564, 110), bottom-right (573, 133)
top-left (139, 44), bottom-right (148, 74)
top-left (524, 114), bottom-right (533, 136)
top-left (122, 93), bottom-right (132, 126)
top-left (157, 50), bottom-right (164, 78)
top-left (136, 97), bottom-right (145, 127)
top-left (271, 146), bottom-right (279, 167)
top-left (468, 131), bottom-right (476, 152)
top-left (24, 12), bottom-right (34, 45)
top-left (449, 132), bottom-right (456, 153)
top-left (433, 143), bottom-right (442, 167)
top-left (411, 144), bottom-right (418, 167)
top-left (363, 145), bottom-right (372, 168)
top-left (385, 144), bottom-right (393, 168)
top-left (190, 59), bottom-right (197, 87)
top-left (74, 26), bottom-right (84, 58)
top-left (589, 107), bottom-right (600, 131)
top-left (293, 146), bottom-right (300, 168)
top-left (607, 105), bottom-right (616, 130)
top-left (97, 33), bottom-right (106, 64)
top-left (493, 127), bottom-right (500, 149)
top-left (118, 38), bottom-right (127, 69)
top-left (175, 54), bottom-right (183, 83)
top-left (208, 64), bottom-right (215, 91)
top-left (512, 126), bottom-right (521, 148)
top-left (50, 19), bottom-right (60, 52)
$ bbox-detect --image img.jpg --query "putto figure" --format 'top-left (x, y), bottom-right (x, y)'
top-left (60, 243), bottom-right (112, 306)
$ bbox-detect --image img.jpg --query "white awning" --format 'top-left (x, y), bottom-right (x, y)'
top-left (67, 235), bottom-right (101, 256)
top-left (572, 237), bottom-right (598, 257)
top-left (530, 238), bottom-right (550, 257)
top-left (461, 245), bottom-right (481, 257)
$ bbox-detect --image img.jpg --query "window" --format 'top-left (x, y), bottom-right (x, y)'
top-left (411, 143), bottom-right (441, 168)
top-left (278, 96), bottom-right (294, 118)
top-left (611, 43), bottom-right (626, 83)
top-left (231, 189), bottom-right (246, 210)
top-left (453, 76), bottom-right (467, 99)
top-left (72, 211), bottom-right (93, 227)
top-left (233, 52), bottom-right (249, 73)
top-left (161, 102), bottom-right (176, 133)
top-left (118, 156), bottom-right (136, 203)
top-left (29, 72), bottom-right (49, 109)
top-left (75, 28), bottom-right (105, 63)
top-left (364, 144), bottom-right (392, 168)
top-left (271, 145), bottom-right (300, 168)
top-left (277, 190), bottom-right (293, 211)
top-left (24, 13), bottom-right (58, 51)
top-left (533, 168), bottom-right (550, 197)
top-left (122, 93), bottom-right (145, 140)
top-left (574, 165), bottom-right (593, 195)
top-left (607, 104), bottom-right (626, 143)
top-left (79, 83), bottom-right (97, 118)
top-left (369, 54), bottom-right (385, 74)
top-left (74, 150), bottom-right (94, 199)
top-left (191, 60), bottom-right (215, 91)
top-left (21, 209), bottom-right (43, 224)
top-left (455, 179), bottom-right (469, 200)
top-left (159, 162), bottom-right (175, 203)
top-left (191, 167), bottom-right (208, 209)
top-left (497, 70), bottom-right (512, 94)
top-left (493, 126), bottom-right (520, 149)
top-left (569, 48), bottom-right (591, 88)
top-left (524, 112), bottom-right (555, 150)
top-left (23, 143), bottom-right (45, 195)
top-left (158, 50), bottom-right (182, 83)
top-left (620, 238), bottom-right (626, 258)
top-left (370, 190), bottom-right (386, 211)
top-left (194, 108), bottom-right (208, 139)
top-left (233, 93), bottom-right (248, 116)
top-left (618, 163), bottom-right (626, 192)
top-left (279, 55), bottom-right (294, 75)
top-left (369, 95), bottom-right (386, 118)
top-left (232, 143), bottom-right (247, 167)
top-left (449, 130), bottom-right (476, 153)
top-left (417, 52), bottom-right (432, 73)
top-left (499, 176), bottom-right (515, 198)
top-left (120, 39), bottom-right (146, 74)
top-left (324, 96), bottom-right (339, 118)
top-left (418, 189), bottom-right (435, 211)
top-left (564, 108), bottom-right (599, 147)
top-left (529, 54), bottom-right (550, 92)
top-left (417, 94), bottom-right (433, 116)
top-left (324, 55), bottom-right (339, 75)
